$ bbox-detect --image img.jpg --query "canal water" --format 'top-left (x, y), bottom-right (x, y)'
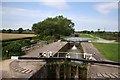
top-left (64, 37), bottom-right (92, 42)
top-left (68, 44), bottom-right (82, 59)
top-left (57, 43), bottom-right (83, 60)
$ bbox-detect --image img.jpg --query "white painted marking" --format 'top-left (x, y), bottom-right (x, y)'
top-left (11, 56), bottom-right (18, 60)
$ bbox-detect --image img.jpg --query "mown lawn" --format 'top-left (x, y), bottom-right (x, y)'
top-left (93, 43), bottom-right (119, 62)
top-left (80, 33), bottom-right (98, 39)
top-left (80, 33), bottom-right (92, 38)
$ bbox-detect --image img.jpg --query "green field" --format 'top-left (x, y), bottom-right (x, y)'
top-left (93, 43), bottom-right (119, 62)
top-left (80, 33), bottom-right (98, 39)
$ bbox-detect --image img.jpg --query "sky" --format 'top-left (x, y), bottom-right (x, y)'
top-left (0, 0), bottom-right (119, 31)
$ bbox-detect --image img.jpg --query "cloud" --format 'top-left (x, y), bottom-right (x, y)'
top-left (2, 21), bottom-right (33, 29)
top-left (2, 6), bottom-right (42, 17)
top-left (1, 6), bottom-right (53, 29)
top-left (54, 13), bottom-right (118, 31)
top-left (2, 6), bottom-right (57, 20)
top-left (94, 2), bottom-right (118, 14)
top-left (63, 14), bottom-right (118, 31)
top-left (40, 0), bottom-right (70, 10)
top-left (1, 5), bottom-right (118, 31)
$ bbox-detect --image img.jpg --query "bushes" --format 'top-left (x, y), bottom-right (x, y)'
top-left (2, 38), bottom-right (43, 59)
top-left (2, 41), bottom-right (25, 59)
top-left (2, 39), bottom-right (33, 59)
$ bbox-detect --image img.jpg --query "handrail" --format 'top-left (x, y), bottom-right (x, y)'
top-left (17, 57), bottom-right (120, 66)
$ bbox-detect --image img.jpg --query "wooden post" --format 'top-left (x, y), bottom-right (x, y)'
top-left (57, 52), bottom-right (59, 57)
top-left (56, 64), bottom-right (60, 79)
top-left (64, 64), bottom-right (66, 80)
top-left (68, 65), bottom-right (71, 79)
top-left (75, 66), bottom-right (79, 80)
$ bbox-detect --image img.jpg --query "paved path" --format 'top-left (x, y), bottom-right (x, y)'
top-left (92, 38), bottom-right (117, 43)
top-left (87, 64), bottom-right (119, 79)
top-left (90, 35), bottom-right (118, 44)
top-left (81, 42), bottom-right (119, 79)
top-left (24, 41), bottom-right (67, 57)
top-left (9, 60), bottom-right (45, 78)
top-left (0, 59), bottom-right (14, 78)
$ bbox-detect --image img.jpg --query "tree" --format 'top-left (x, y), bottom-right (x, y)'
top-left (18, 28), bottom-right (23, 33)
top-left (98, 28), bottom-right (100, 32)
top-left (2, 29), bottom-right (6, 33)
top-left (32, 15), bottom-right (75, 39)
top-left (82, 30), bottom-right (90, 34)
top-left (7, 29), bottom-right (13, 33)
top-left (91, 30), bottom-right (94, 33)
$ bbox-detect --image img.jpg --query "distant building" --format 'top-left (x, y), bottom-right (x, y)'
top-left (72, 33), bottom-right (79, 37)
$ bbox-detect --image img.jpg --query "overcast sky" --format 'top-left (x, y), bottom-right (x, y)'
top-left (1, 0), bottom-right (119, 31)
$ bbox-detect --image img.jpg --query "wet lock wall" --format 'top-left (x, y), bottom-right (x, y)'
top-left (54, 42), bottom-right (84, 58)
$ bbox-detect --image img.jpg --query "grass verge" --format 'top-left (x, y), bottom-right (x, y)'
top-left (93, 43), bottom-right (119, 62)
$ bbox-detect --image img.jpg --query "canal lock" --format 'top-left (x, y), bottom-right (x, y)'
top-left (29, 42), bottom-right (87, 79)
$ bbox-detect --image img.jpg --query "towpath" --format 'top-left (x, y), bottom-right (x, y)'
top-left (81, 42), bottom-right (119, 79)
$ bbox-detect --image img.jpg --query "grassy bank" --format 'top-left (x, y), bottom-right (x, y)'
top-left (93, 43), bottom-right (119, 62)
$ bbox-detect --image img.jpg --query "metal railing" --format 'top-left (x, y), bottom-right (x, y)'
top-left (15, 57), bottom-right (120, 66)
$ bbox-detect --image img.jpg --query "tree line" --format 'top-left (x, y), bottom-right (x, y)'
top-left (77, 30), bottom-right (120, 42)
top-left (1, 28), bottom-right (33, 34)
